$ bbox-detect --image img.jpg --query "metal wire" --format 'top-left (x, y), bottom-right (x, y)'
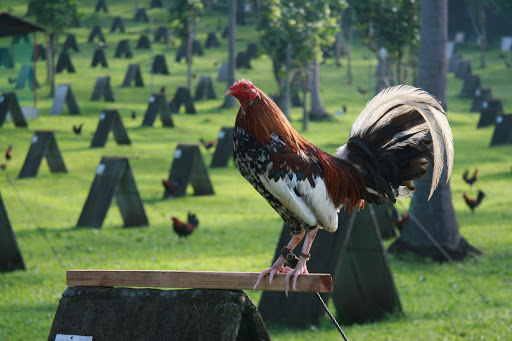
top-left (316, 292), bottom-right (349, 341)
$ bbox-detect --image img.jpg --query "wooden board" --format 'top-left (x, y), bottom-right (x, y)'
top-left (67, 270), bottom-right (332, 293)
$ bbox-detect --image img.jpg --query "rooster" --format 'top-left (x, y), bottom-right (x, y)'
top-left (225, 79), bottom-right (453, 293)
top-left (162, 179), bottom-right (180, 196)
top-left (171, 212), bottom-right (199, 238)
top-left (73, 123), bottom-right (83, 135)
top-left (200, 138), bottom-right (216, 151)
top-left (463, 191), bottom-right (485, 214)
top-left (5, 145), bottom-right (12, 161)
top-left (131, 111), bottom-right (137, 119)
top-left (0, 163), bottom-right (6, 170)
top-left (462, 169), bottom-right (478, 186)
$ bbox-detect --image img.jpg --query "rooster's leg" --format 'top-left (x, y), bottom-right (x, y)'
top-left (253, 230), bottom-right (305, 290)
top-left (285, 228), bottom-right (318, 294)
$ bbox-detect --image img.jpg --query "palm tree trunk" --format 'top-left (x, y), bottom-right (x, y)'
top-left (388, 0), bottom-right (479, 261)
top-left (309, 59), bottom-right (328, 120)
top-left (223, 0), bottom-right (237, 108)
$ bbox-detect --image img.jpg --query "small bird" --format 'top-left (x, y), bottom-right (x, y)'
top-left (171, 211), bottom-right (199, 238)
top-left (357, 86), bottom-right (368, 94)
top-left (393, 211), bottom-right (409, 232)
top-left (8, 76), bottom-right (17, 84)
top-left (463, 191), bottom-right (485, 214)
top-left (5, 145), bottom-right (12, 161)
top-left (131, 111), bottom-right (137, 119)
top-left (73, 123), bottom-right (83, 135)
top-left (199, 138), bottom-right (216, 151)
top-left (0, 163), bottom-right (7, 170)
top-left (225, 80), bottom-right (453, 293)
top-left (343, 104), bottom-right (347, 113)
top-left (160, 86), bottom-right (166, 94)
top-left (462, 169), bottom-right (478, 186)
top-left (162, 179), bottom-right (180, 196)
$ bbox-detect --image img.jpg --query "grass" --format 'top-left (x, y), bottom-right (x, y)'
top-left (1, 1), bottom-right (512, 340)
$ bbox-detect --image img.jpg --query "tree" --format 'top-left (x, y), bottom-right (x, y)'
top-left (467, 0), bottom-right (489, 68)
top-left (28, 0), bottom-right (78, 96)
top-left (169, 0), bottom-right (204, 90)
top-left (257, 0), bottom-right (346, 118)
top-left (388, 0), bottom-right (479, 260)
top-left (352, 0), bottom-right (419, 89)
top-left (223, 0), bottom-right (237, 108)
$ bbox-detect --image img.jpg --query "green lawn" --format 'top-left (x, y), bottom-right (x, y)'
top-left (1, 1), bottom-right (511, 340)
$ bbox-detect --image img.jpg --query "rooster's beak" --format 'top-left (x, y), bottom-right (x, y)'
top-left (223, 89), bottom-right (233, 97)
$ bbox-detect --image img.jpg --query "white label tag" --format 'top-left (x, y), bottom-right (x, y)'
top-left (482, 101), bottom-right (488, 109)
top-left (149, 96), bottom-right (155, 103)
top-left (99, 112), bottom-right (105, 120)
top-left (32, 135), bottom-right (39, 144)
top-left (218, 131), bottom-right (225, 139)
top-left (174, 149), bottom-right (182, 159)
top-left (496, 116), bottom-right (503, 124)
top-left (96, 163), bottom-right (105, 175)
top-left (55, 335), bottom-right (93, 341)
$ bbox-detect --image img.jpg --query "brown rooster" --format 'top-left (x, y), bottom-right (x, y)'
top-left (462, 169), bottom-right (478, 186)
top-left (225, 79), bottom-right (453, 293)
top-left (162, 179), bottom-right (180, 196)
top-left (200, 138), bottom-right (216, 151)
top-left (463, 191), bottom-right (485, 214)
top-left (5, 145), bottom-right (12, 161)
top-left (171, 212), bottom-right (199, 238)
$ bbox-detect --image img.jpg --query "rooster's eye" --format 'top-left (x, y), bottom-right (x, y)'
top-left (243, 85), bottom-right (248, 89)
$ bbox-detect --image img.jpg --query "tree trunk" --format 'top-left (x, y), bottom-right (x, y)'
top-left (346, 20), bottom-right (353, 84)
top-left (388, 0), bottom-right (479, 261)
top-left (223, 0), bottom-right (237, 108)
top-left (47, 33), bottom-right (57, 97)
top-left (479, 9), bottom-right (486, 68)
top-left (309, 59), bottom-right (328, 120)
top-left (335, 18), bottom-right (344, 68)
top-left (186, 18), bottom-right (194, 90)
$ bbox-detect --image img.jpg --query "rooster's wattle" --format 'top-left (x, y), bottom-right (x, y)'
top-left (225, 79), bottom-right (454, 293)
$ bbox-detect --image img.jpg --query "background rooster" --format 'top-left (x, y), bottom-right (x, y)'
top-left (462, 169), bottom-right (478, 186)
top-left (199, 138), bottom-right (216, 151)
top-left (225, 79), bottom-right (453, 293)
top-left (463, 191), bottom-right (485, 214)
top-left (171, 212), bottom-right (199, 238)
top-left (162, 179), bottom-right (180, 196)
top-left (73, 123), bottom-right (83, 135)
top-left (5, 145), bottom-right (12, 161)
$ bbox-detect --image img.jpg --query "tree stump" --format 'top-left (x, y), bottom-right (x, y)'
top-left (0, 191), bottom-right (25, 272)
top-left (90, 110), bottom-right (131, 148)
top-left (136, 35), bottom-right (151, 49)
top-left (114, 39), bottom-right (133, 58)
top-left (122, 64), bottom-right (144, 87)
top-left (63, 34), bottom-right (79, 52)
top-left (50, 84), bottom-right (80, 115)
top-left (110, 16), bottom-right (125, 33)
top-left (478, 99), bottom-right (503, 128)
top-left (455, 59), bottom-right (471, 80)
top-left (459, 74), bottom-right (480, 98)
top-left (77, 156), bottom-right (148, 228)
top-left (170, 87), bottom-right (196, 114)
top-left (134, 8), bottom-right (148, 22)
top-left (470, 88), bottom-right (492, 112)
top-left (91, 48), bottom-right (108, 68)
top-left (18, 130), bottom-right (67, 178)
top-left (56, 52), bottom-right (75, 73)
top-left (194, 76), bottom-right (217, 100)
top-left (88, 25), bottom-right (105, 43)
top-left (49, 287), bottom-right (270, 341)
top-left (90, 76), bottom-right (115, 102)
top-left (490, 114), bottom-right (512, 147)
top-left (151, 55), bottom-right (170, 75)
top-left (205, 32), bottom-right (220, 48)
top-left (0, 92), bottom-right (28, 127)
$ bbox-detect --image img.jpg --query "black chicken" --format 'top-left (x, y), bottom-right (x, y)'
top-left (162, 179), bottom-right (180, 196)
top-left (73, 123), bottom-right (83, 135)
top-left (463, 190), bottom-right (485, 214)
top-left (462, 169), bottom-right (478, 186)
top-left (200, 138), bottom-right (216, 151)
top-left (171, 211), bottom-right (199, 238)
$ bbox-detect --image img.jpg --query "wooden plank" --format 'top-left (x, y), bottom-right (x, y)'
top-left (67, 270), bottom-right (332, 293)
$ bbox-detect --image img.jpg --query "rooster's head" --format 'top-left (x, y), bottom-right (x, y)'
top-left (224, 79), bottom-right (259, 106)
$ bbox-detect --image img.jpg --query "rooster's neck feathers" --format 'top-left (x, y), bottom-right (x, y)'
top-left (236, 89), bottom-right (309, 152)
